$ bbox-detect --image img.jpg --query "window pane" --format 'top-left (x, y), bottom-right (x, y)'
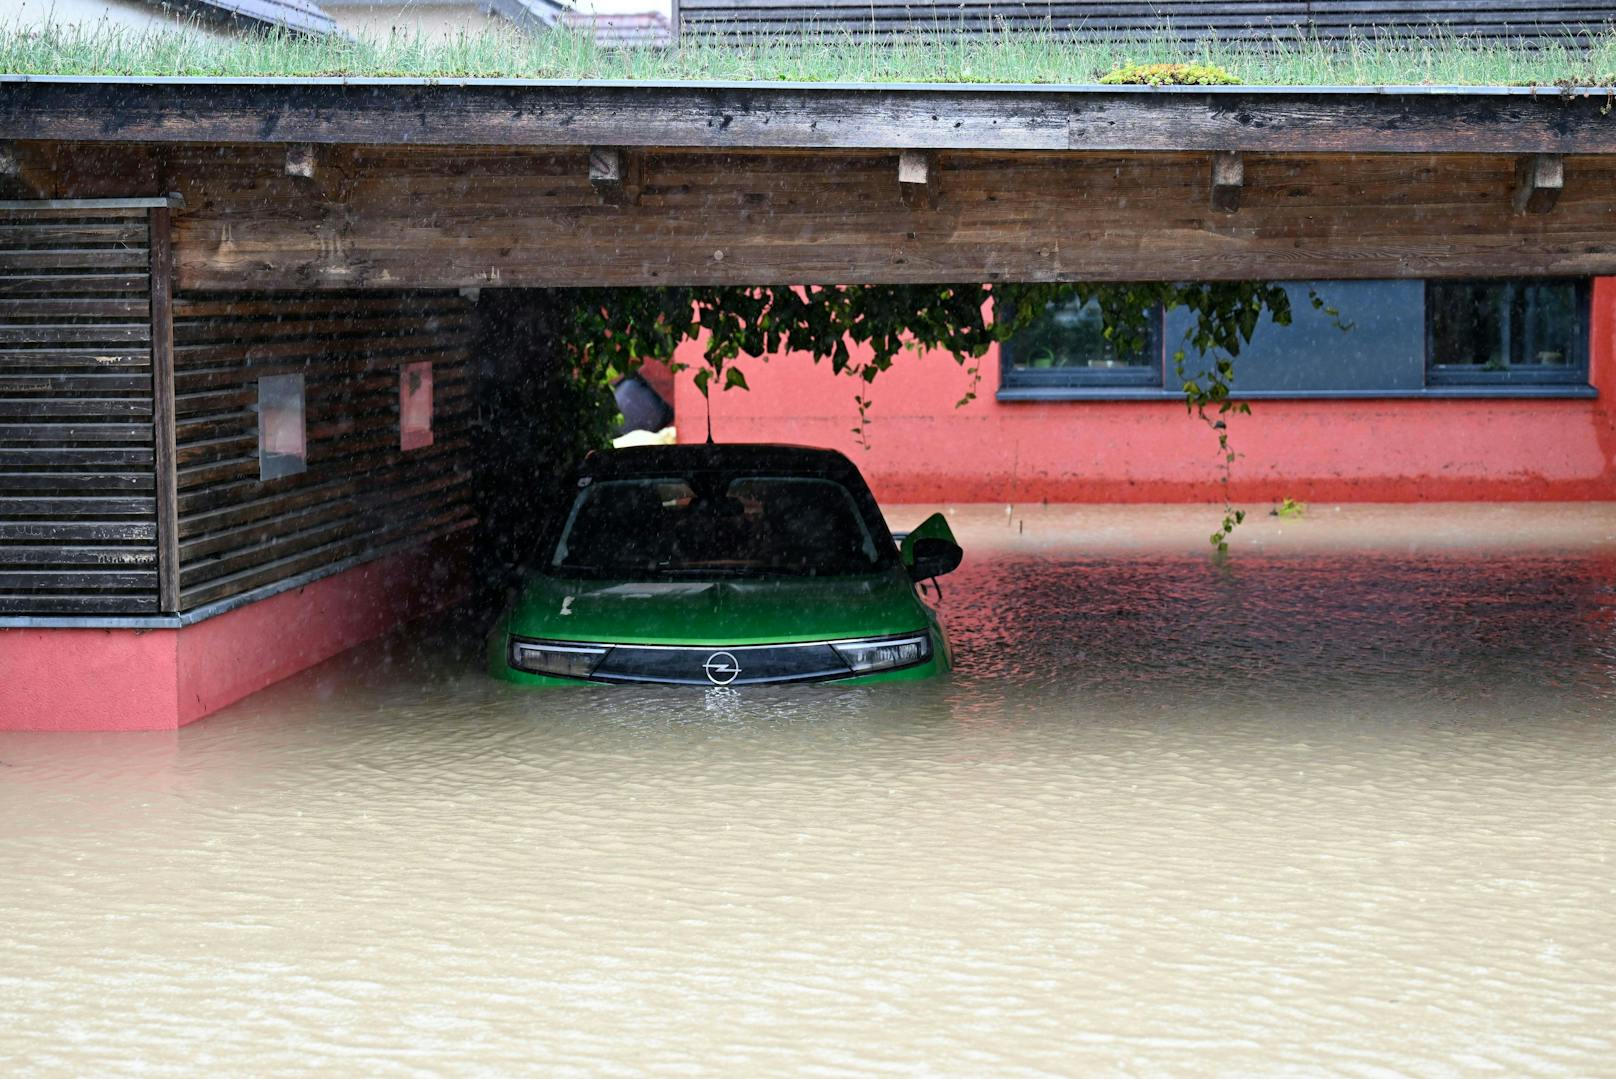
top-left (1427, 281), bottom-right (1586, 382)
top-left (258, 374), bottom-right (306, 481)
top-left (1517, 285), bottom-right (1579, 367)
top-left (1163, 281), bottom-right (1426, 394)
top-left (550, 475), bottom-right (884, 579)
top-left (1428, 283), bottom-right (1508, 368)
top-left (1001, 295), bottom-right (1160, 386)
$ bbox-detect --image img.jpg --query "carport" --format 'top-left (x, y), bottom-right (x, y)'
top-left (3, 76), bottom-right (1616, 728)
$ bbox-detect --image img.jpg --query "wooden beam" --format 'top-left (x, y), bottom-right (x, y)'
top-left (143, 146), bottom-right (1616, 289)
top-left (8, 80), bottom-right (1616, 154)
top-left (148, 206), bottom-right (180, 614)
top-left (589, 146), bottom-right (629, 204)
top-left (282, 144), bottom-right (356, 204)
top-left (284, 143), bottom-right (317, 179)
top-left (1513, 153), bottom-right (1563, 214)
top-left (0, 140), bottom-right (52, 198)
top-left (898, 149), bottom-right (934, 208)
top-left (1210, 150), bottom-right (1243, 213)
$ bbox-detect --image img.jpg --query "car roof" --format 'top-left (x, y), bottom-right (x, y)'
top-left (580, 443), bottom-right (863, 479)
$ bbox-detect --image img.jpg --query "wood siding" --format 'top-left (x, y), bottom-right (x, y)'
top-left (22, 143), bottom-right (1616, 291)
top-left (676, 0), bottom-right (1616, 42)
top-left (122, 146), bottom-right (1616, 289)
top-left (0, 208), bottom-right (159, 614)
top-left (171, 290), bottom-right (475, 611)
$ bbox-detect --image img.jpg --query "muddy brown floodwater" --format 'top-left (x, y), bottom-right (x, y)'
top-left (4, 505), bottom-right (1616, 1076)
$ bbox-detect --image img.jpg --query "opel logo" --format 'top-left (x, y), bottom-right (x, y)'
top-left (703, 651), bottom-right (742, 686)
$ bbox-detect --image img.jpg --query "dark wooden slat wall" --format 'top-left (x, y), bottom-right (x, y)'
top-left (0, 209), bottom-right (159, 615)
top-left (676, 0), bottom-right (1616, 42)
top-left (170, 290), bottom-right (475, 612)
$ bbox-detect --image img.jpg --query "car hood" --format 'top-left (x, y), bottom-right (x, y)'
top-left (505, 570), bottom-right (926, 646)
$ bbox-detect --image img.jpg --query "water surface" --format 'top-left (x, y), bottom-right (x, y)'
top-left (4, 518), bottom-right (1615, 1075)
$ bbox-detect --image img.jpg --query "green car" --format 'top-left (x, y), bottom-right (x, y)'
top-left (488, 443), bottom-right (963, 687)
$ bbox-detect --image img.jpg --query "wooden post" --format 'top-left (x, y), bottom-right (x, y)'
top-left (0, 140), bottom-right (17, 177)
top-left (899, 149), bottom-right (935, 209)
top-left (1513, 153), bottom-right (1563, 215)
top-left (285, 144), bottom-right (318, 179)
top-left (1211, 151), bottom-right (1243, 214)
top-left (590, 146), bottom-right (640, 205)
top-left (284, 144), bottom-right (357, 204)
top-left (149, 205), bottom-right (180, 613)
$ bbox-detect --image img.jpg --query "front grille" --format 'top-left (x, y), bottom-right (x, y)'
top-left (589, 642), bottom-right (849, 686)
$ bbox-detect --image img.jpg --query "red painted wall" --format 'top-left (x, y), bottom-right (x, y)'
top-left (673, 280), bottom-right (1616, 504)
top-left (0, 628), bottom-right (177, 732)
top-left (0, 537), bottom-right (466, 732)
top-left (173, 539), bottom-right (462, 727)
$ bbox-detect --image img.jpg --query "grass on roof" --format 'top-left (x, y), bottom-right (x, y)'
top-left (4, 20), bottom-right (1616, 86)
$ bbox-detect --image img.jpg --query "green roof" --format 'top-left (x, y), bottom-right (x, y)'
top-left (5, 22), bottom-right (1616, 87)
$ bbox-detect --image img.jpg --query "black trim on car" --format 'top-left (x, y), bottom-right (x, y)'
top-left (507, 632), bottom-right (933, 686)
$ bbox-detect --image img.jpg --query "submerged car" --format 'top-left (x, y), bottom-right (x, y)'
top-left (488, 443), bottom-right (963, 687)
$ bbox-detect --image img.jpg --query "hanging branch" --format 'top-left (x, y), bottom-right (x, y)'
top-left (556, 280), bottom-right (1317, 553)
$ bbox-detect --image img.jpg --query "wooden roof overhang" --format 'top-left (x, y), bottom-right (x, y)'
top-left (4, 77), bottom-right (1616, 288)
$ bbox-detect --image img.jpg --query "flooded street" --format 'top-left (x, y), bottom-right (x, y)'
top-left (4, 506), bottom-right (1615, 1076)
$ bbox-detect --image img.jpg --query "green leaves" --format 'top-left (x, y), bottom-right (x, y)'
top-left (564, 282), bottom-right (1000, 413)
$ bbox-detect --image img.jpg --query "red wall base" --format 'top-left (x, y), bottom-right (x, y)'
top-left (0, 538), bottom-right (466, 732)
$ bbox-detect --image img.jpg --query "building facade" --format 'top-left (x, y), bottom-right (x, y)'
top-left (6, 79), bottom-right (1616, 730)
top-left (673, 278), bottom-right (1616, 504)
top-left (0, 0), bottom-right (341, 36)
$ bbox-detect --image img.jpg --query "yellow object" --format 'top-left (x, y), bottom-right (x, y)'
top-left (611, 425), bottom-right (677, 449)
top-left (1099, 63), bottom-right (1241, 86)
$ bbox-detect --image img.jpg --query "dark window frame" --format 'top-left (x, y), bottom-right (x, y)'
top-left (1424, 279), bottom-right (1591, 387)
top-left (998, 298), bottom-right (1166, 392)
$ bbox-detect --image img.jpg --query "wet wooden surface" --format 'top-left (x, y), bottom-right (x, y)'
top-left (5, 81), bottom-right (1616, 154)
top-left (23, 144), bottom-right (1616, 288)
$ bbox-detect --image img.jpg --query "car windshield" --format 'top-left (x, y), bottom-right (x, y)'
top-left (548, 473), bottom-right (890, 579)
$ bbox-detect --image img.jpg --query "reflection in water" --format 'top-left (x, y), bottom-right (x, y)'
top-left (3, 549), bottom-right (1616, 1074)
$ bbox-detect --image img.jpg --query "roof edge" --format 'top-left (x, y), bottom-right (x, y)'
top-left (0, 73), bottom-right (1612, 96)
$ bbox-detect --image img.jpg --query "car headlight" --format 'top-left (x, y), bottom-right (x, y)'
top-left (831, 634), bottom-right (932, 674)
top-left (509, 639), bottom-right (608, 679)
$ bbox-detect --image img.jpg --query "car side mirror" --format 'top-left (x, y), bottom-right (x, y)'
top-left (900, 512), bottom-right (963, 581)
top-left (907, 537), bottom-right (963, 581)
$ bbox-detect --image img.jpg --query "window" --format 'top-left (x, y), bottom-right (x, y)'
top-left (1168, 281), bottom-right (1426, 395)
top-left (995, 279), bottom-right (1593, 401)
top-left (1427, 280), bottom-right (1588, 385)
top-left (400, 361), bottom-right (434, 451)
top-left (999, 295), bottom-right (1162, 392)
top-left (257, 374), bottom-right (306, 481)
top-left (549, 474), bottom-right (889, 580)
